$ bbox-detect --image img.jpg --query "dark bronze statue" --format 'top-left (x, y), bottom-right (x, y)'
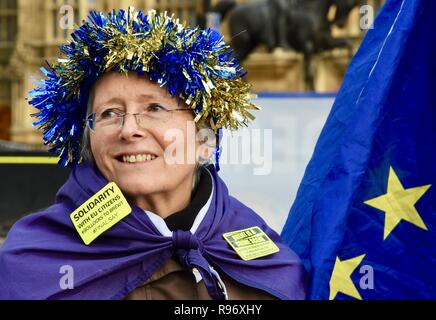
top-left (213, 0), bottom-right (363, 90)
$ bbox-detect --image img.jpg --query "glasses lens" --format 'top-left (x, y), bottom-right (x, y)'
top-left (93, 110), bottom-right (123, 130)
top-left (90, 108), bottom-right (191, 131)
top-left (86, 114), bottom-right (96, 131)
top-left (137, 109), bottom-right (172, 126)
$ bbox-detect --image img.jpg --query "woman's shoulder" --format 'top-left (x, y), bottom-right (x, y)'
top-left (1, 202), bottom-right (71, 249)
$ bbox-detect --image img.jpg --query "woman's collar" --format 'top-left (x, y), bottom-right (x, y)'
top-left (144, 166), bottom-right (215, 236)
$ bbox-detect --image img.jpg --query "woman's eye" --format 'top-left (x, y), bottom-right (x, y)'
top-left (147, 104), bottom-right (165, 112)
top-left (100, 109), bottom-right (120, 119)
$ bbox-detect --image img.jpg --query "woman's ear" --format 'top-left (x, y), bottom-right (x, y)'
top-left (200, 144), bottom-right (213, 161)
top-left (196, 126), bottom-right (216, 164)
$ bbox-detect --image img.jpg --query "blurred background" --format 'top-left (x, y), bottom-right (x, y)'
top-left (0, 0), bottom-right (384, 240)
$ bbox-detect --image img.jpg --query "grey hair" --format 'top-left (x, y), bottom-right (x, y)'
top-left (192, 120), bottom-right (218, 190)
top-left (80, 89), bottom-right (95, 163)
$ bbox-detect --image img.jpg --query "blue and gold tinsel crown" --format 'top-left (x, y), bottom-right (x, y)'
top-left (29, 8), bottom-right (259, 167)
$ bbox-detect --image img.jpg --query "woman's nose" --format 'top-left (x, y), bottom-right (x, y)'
top-left (119, 114), bottom-right (146, 140)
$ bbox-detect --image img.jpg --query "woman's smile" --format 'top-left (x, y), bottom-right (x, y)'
top-left (121, 154), bottom-right (157, 163)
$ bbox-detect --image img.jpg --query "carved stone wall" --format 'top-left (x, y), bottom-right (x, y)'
top-left (1, 0), bottom-right (205, 146)
top-left (243, 49), bottom-right (304, 92)
top-left (0, 0), bottom-right (384, 145)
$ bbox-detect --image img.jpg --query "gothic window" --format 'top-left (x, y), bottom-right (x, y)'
top-left (0, 0), bottom-right (17, 46)
top-left (155, 0), bottom-right (202, 27)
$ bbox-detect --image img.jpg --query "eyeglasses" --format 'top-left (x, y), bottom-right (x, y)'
top-left (85, 104), bottom-right (192, 131)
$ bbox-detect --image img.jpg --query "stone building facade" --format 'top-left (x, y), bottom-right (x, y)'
top-left (0, 0), bottom-right (381, 146)
top-left (0, 0), bottom-right (208, 144)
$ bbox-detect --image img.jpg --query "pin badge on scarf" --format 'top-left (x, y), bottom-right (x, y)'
top-left (70, 182), bottom-right (131, 245)
top-left (223, 226), bottom-right (280, 261)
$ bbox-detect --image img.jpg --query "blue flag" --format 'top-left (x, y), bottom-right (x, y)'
top-left (281, 0), bottom-right (435, 300)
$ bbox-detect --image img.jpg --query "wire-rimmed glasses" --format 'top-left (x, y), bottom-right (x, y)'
top-left (85, 104), bottom-right (192, 131)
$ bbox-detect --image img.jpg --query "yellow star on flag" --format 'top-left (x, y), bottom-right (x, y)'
top-left (329, 254), bottom-right (365, 300)
top-left (364, 166), bottom-right (431, 240)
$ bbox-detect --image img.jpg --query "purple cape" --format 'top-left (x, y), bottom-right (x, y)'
top-left (0, 162), bottom-right (306, 299)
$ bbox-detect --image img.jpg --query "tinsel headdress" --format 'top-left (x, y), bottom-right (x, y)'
top-left (29, 8), bottom-right (259, 168)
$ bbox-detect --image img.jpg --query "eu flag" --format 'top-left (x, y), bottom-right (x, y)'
top-left (281, 0), bottom-right (435, 299)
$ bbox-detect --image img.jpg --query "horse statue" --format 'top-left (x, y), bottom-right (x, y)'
top-left (213, 0), bottom-right (363, 90)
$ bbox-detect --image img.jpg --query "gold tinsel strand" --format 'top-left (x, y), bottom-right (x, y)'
top-left (49, 10), bottom-right (260, 133)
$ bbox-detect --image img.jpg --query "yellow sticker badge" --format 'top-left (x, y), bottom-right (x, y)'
top-left (223, 226), bottom-right (280, 261)
top-left (70, 182), bottom-right (131, 245)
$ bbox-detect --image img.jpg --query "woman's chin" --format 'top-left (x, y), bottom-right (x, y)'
top-left (114, 179), bottom-right (159, 197)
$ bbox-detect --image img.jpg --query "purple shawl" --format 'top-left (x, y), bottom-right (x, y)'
top-left (0, 162), bottom-right (306, 300)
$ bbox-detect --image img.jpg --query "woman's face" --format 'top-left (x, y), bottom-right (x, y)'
top-left (89, 72), bottom-right (202, 206)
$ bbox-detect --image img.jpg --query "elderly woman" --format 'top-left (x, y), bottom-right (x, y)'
top-left (0, 9), bottom-right (306, 300)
